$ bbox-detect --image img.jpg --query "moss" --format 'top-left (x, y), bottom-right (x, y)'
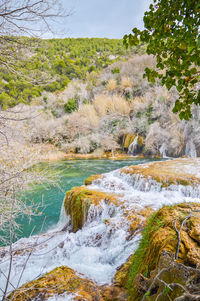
top-left (84, 174), bottom-right (103, 185)
top-left (121, 159), bottom-right (200, 187)
top-left (123, 133), bottom-right (136, 149)
top-left (8, 266), bottom-right (104, 301)
top-left (125, 202), bottom-right (200, 300)
top-left (126, 213), bottom-right (166, 296)
top-left (64, 187), bottom-right (120, 232)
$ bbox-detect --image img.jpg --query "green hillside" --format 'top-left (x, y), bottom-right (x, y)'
top-left (0, 37), bottom-right (142, 108)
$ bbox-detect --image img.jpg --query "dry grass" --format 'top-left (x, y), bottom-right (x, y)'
top-left (78, 104), bottom-right (99, 128)
top-left (121, 77), bottom-right (132, 90)
top-left (130, 96), bottom-right (146, 111)
top-left (106, 78), bottom-right (117, 91)
top-left (93, 94), bottom-right (130, 117)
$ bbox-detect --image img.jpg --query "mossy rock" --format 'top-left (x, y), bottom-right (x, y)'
top-left (137, 135), bottom-right (144, 147)
top-left (125, 202), bottom-right (200, 300)
top-left (8, 265), bottom-right (129, 301)
top-left (64, 187), bottom-right (120, 232)
top-left (121, 159), bottom-right (200, 187)
top-left (8, 266), bottom-right (104, 301)
top-left (123, 133), bottom-right (136, 149)
top-left (84, 174), bottom-right (103, 185)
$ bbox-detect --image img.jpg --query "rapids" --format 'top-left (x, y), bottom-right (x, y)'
top-left (1, 158), bottom-right (200, 299)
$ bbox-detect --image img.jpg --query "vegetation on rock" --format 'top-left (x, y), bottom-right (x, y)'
top-left (121, 159), bottom-right (200, 187)
top-left (64, 187), bottom-right (120, 232)
top-left (125, 203), bottom-right (200, 300)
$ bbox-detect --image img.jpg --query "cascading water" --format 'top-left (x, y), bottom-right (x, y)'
top-left (185, 140), bottom-right (197, 158)
top-left (127, 135), bottom-right (138, 155)
top-left (1, 160), bottom-right (200, 299)
top-left (159, 142), bottom-right (167, 158)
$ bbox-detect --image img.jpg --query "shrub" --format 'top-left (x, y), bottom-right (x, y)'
top-left (43, 96), bottom-right (48, 103)
top-left (111, 67), bottom-right (120, 74)
top-left (121, 77), bottom-right (132, 90)
top-left (106, 78), bottom-right (117, 91)
top-left (78, 104), bottom-right (99, 128)
top-left (93, 94), bottom-right (130, 117)
top-left (64, 98), bottom-right (77, 113)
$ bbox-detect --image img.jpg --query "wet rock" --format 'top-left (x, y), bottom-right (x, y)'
top-left (124, 203), bottom-right (200, 300)
top-left (123, 133), bottom-right (136, 150)
top-left (8, 266), bottom-right (129, 301)
top-left (100, 285), bottom-right (128, 301)
top-left (122, 133), bottom-right (144, 155)
top-left (8, 266), bottom-right (104, 301)
top-left (64, 187), bottom-right (121, 232)
top-left (121, 158), bottom-right (200, 187)
top-left (84, 174), bottom-right (103, 185)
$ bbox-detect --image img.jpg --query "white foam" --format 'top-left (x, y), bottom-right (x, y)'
top-left (1, 162), bottom-right (200, 299)
top-left (47, 293), bottom-right (76, 301)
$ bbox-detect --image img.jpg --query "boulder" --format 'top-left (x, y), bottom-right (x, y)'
top-left (64, 187), bottom-right (121, 232)
top-left (8, 266), bottom-right (128, 301)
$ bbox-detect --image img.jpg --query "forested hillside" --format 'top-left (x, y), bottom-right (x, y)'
top-left (0, 38), bottom-right (142, 108)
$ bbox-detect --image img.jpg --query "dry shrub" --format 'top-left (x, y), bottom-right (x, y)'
top-left (106, 78), bottom-right (117, 91)
top-left (93, 95), bottom-right (111, 117)
top-left (61, 79), bottom-right (89, 104)
top-left (121, 77), bottom-right (132, 90)
top-left (93, 94), bottom-right (130, 117)
top-left (145, 122), bottom-right (170, 155)
top-left (145, 118), bottom-right (186, 157)
top-left (101, 136), bottom-right (119, 151)
top-left (65, 112), bottom-right (91, 140)
top-left (62, 133), bottom-right (102, 154)
top-left (78, 104), bottom-right (99, 128)
top-left (131, 97), bottom-right (146, 111)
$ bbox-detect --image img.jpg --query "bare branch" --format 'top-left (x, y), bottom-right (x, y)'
top-left (174, 212), bottom-right (193, 259)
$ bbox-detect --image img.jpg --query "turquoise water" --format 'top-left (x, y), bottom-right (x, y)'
top-left (17, 158), bottom-right (160, 240)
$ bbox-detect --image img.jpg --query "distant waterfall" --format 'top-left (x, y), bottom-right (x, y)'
top-left (159, 143), bottom-right (167, 158)
top-left (128, 135), bottom-right (138, 155)
top-left (185, 140), bottom-right (197, 158)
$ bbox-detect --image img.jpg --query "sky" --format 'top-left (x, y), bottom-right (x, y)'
top-left (58, 0), bottom-right (152, 39)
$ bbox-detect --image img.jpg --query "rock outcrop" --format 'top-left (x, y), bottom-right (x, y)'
top-left (121, 158), bottom-right (200, 187)
top-left (123, 203), bottom-right (200, 300)
top-left (64, 187), bottom-right (121, 232)
top-left (8, 265), bottom-right (128, 301)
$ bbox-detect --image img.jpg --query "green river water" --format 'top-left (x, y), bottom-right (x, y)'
top-left (17, 158), bottom-right (159, 241)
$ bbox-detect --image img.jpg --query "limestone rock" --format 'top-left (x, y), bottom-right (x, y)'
top-left (8, 266), bottom-right (104, 301)
top-left (125, 203), bottom-right (200, 300)
top-left (121, 158), bottom-right (200, 187)
top-left (64, 187), bottom-right (121, 232)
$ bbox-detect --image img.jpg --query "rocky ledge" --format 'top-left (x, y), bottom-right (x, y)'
top-left (121, 158), bottom-right (200, 187)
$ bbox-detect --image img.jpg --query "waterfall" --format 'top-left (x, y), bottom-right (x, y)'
top-left (1, 160), bottom-right (200, 298)
top-left (159, 143), bottom-right (167, 158)
top-left (185, 140), bottom-right (197, 158)
top-left (127, 135), bottom-right (138, 155)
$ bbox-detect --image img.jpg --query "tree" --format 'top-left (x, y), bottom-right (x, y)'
top-left (0, 0), bottom-right (69, 76)
top-left (124, 0), bottom-right (200, 120)
top-left (0, 0), bottom-right (67, 278)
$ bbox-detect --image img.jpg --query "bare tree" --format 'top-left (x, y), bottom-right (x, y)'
top-left (0, 0), bottom-right (70, 75)
top-left (0, 1), bottom-right (69, 298)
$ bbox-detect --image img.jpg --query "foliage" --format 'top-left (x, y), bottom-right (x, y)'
top-left (124, 0), bottom-right (200, 120)
top-left (111, 67), bottom-right (120, 74)
top-left (0, 37), bottom-right (135, 109)
top-left (64, 98), bottom-right (77, 113)
top-left (126, 212), bottom-right (164, 297)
